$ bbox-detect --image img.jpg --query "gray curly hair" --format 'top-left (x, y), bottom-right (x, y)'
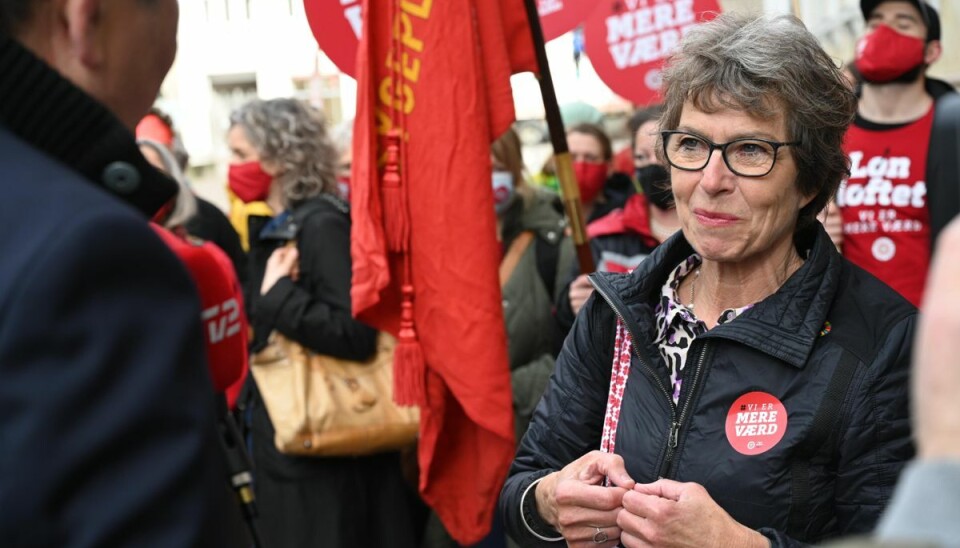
top-left (229, 98), bottom-right (338, 207)
top-left (658, 13), bottom-right (857, 231)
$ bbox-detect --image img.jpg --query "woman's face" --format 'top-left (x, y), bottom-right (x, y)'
top-left (670, 101), bottom-right (814, 265)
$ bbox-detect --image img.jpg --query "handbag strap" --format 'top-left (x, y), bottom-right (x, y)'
top-left (499, 231), bottom-right (535, 288)
top-left (601, 318), bottom-right (633, 455)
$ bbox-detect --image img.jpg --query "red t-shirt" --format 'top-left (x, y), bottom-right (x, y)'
top-left (838, 106), bottom-right (933, 306)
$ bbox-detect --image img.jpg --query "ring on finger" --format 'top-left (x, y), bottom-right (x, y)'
top-left (593, 526), bottom-right (608, 544)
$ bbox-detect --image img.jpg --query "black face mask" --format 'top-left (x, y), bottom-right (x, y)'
top-left (635, 164), bottom-right (673, 210)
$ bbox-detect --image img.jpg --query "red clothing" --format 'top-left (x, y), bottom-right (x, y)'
top-left (587, 194), bottom-right (660, 273)
top-left (613, 146), bottom-right (634, 177)
top-left (839, 107), bottom-right (934, 306)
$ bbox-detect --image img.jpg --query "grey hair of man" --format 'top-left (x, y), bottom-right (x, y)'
top-left (229, 98), bottom-right (338, 208)
top-left (658, 13), bottom-right (857, 231)
top-left (138, 138), bottom-right (197, 229)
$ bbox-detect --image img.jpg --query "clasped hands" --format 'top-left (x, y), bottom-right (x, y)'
top-left (535, 451), bottom-right (769, 548)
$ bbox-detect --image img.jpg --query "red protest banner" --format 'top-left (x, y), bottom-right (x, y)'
top-left (305, 0), bottom-right (582, 77)
top-left (538, 0), bottom-right (599, 41)
top-left (303, 0), bottom-right (362, 76)
top-left (351, 0), bottom-right (536, 542)
top-left (584, 0), bottom-right (721, 105)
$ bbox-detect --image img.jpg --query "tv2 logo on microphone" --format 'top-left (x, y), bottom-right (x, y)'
top-left (203, 298), bottom-right (242, 344)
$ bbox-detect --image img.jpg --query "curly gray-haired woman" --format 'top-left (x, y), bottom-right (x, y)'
top-left (230, 98), bottom-right (422, 547)
top-left (500, 13), bottom-right (915, 548)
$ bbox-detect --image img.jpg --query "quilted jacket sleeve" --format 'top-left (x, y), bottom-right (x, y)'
top-left (833, 313), bottom-right (916, 534)
top-left (499, 292), bottom-right (617, 546)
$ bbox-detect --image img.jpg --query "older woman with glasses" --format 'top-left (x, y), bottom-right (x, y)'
top-left (499, 13), bottom-right (915, 548)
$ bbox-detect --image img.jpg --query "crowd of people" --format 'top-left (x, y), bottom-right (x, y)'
top-left (2, 0), bottom-right (960, 546)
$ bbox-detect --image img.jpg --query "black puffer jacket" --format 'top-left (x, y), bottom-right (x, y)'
top-left (501, 225), bottom-right (915, 547)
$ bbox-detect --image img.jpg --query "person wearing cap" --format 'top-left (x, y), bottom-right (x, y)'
top-left (829, 0), bottom-right (960, 307)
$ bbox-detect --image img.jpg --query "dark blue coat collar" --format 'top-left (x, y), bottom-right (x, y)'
top-left (0, 35), bottom-right (177, 218)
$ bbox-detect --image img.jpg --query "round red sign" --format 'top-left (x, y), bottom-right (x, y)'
top-left (724, 391), bottom-right (788, 456)
top-left (539, 0), bottom-right (600, 41)
top-left (304, 0), bottom-right (364, 77)
top-left (583, 0), bottom-right (721, 105)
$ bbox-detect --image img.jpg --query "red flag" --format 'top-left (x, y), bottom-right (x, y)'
top-left (351, 0), bottom-right (537, 543)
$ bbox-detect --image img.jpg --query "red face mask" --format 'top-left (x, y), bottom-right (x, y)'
top-left (854, 24), bottom-right (925, 83)
top-left (228, 161), bottom-right (273, 203)
top-left (574, 160), bottom-right (608, 204)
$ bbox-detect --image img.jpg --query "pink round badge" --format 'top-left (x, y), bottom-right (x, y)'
top-left (725, 391), bottom-right (787, 456)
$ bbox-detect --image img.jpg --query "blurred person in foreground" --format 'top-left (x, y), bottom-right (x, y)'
top-left (0, 0), bottom-right (227, 545)
top-left (500, 13), bottom-right (915, 547)
top-left (230, 98), bottom-right (422, 547)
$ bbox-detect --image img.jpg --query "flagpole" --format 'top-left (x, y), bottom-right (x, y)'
top-left (522, 0), bottom-right (596, 274)
top-left (790, 0), bottom-right (802, 19)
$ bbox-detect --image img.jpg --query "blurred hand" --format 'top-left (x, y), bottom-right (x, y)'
top-left (261, 246), bottom-right (299, 295)
top-left (569, 274), bottom-right (595, 316)
top-left (817, 202), bottom-right (843, 250)
top-left (915, 216), bottom-right (960, 459)
top-left (618, 480), bottom-right (767, 548)
top-left (535, 451), bottom-right (636, 547)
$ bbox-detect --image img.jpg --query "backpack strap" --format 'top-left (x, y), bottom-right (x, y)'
top-left (787, 349), bottom-right (860, 539)
top-left (533, 231), bottom-right (560, 300)
top-left (601, 318), bottom-right (633, 455)
top-left (499, 231), bottom-right (535, 288)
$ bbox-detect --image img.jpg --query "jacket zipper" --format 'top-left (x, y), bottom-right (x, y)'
top-left (590, 277), bottom-right (710, 479)
top-left (661, 341), bottom-right (710, 478)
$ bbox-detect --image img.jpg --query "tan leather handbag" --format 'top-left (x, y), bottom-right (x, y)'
top-left (250, 331), bottom-right (419, 456)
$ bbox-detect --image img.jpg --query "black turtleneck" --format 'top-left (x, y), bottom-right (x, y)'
top-left (0, 34), bottom-right (176, 218)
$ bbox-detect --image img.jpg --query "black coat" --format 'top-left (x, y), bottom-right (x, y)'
top-left (243, 195), bottom-right (422, 548)
top-left (186, 195), bottom-right (246, 285)
top-left (246, 195), bottom-right (377, 359)
top-left (0, 37), bottom-right (227, 546)
top-left (501, 225), bottom-right (915, 547)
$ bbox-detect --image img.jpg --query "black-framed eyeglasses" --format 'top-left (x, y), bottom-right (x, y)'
top-left (660, 130), bottom-right (801, 178)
